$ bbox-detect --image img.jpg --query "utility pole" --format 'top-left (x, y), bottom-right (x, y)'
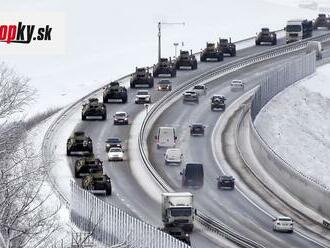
top-left (173, 42), bottom-right (179, 58)
top-left (158, 21), bottom-right (185, 62)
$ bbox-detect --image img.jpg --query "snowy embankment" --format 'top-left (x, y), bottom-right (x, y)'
top-left (255, 64), bottom-right (330, 188)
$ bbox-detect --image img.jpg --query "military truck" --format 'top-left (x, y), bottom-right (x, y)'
top-left (161, 192), bottom-right (195, 233)
top-left (314, 14), bottom-right (330, 29)
top-left (200, 42), bottom-right (223, 62)
top-left (153, 58), bottom-right (176, 78)
top-left (130, 67), bottom-right (154, 88)
top-left (255, 28), bottom-right (277, 45)
top-left (82, 173), bottom-right (112, 195)
top-left (81, 98), bottom-right (107, 121)
top-left (175, 50), bottom-right (197, 70)
top-left (66, 131), bottom-right (93, 156)
top-left (159, 227), bottom-right (191, 245)
top-left (103, 81), bottom-right (127, 103)
top-left (74, 156), bottom-right (103, 178)
top-left (218, 38), bottom-right (236, 57)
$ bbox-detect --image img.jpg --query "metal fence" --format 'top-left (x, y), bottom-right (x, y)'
top-left (251, 52), bottom-right (316, 120)
top-left (70, 181), bottom-right (190, 248)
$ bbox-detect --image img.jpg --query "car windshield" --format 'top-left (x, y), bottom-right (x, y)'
top-left (137, 91), bottom-right (148, 95)
top-left (116, 113), bottom-right (126, 117)
top-left (110, 148), bottom-right (122, 152)
top-left (107, 138), bottom-right (120, 143)
top-left (159, 80), bottom-right (170, 84)
top-left (286, 25), bottom-right (301, 32)
top-left (278, 217), bottom-right (292, 221)
top-left (170, 207), bottom-right (192, 217)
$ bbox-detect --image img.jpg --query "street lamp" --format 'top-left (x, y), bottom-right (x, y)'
top-left (157, 21), bottom-right (185, 62)
top-left (173, 42), bottom-right (179, 58)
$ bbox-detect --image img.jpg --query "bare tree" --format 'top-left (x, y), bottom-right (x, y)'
top-left (0, 62), bottom-right (61, 248)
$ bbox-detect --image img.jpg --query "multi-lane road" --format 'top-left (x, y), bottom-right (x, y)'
top-left (56, 30), bottom-right (330, 247)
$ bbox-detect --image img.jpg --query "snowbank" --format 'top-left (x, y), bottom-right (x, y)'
top-left (255, 63), bottom-right (330, 188)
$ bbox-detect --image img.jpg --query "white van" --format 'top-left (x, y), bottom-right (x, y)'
top-left (155, 127), bottom-right (177, 148)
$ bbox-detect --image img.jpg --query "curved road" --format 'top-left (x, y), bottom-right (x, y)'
top-left (62, 30), bottom-right (328, 247)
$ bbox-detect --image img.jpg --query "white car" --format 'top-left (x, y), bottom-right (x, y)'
top-left (113, 111), bottom-right (129, 125)
top-left (193, 84), bottom-right (207, 96)
top-left (135, 90), bottom-right (151, 104)
top-left (230, 80), bottom-right (245, 91)
top-left (273, 216), bottom-right (294, 233)
top-left (164, 148), bottom-right (183, 164)
top-left (108, 147), bottom-right (124, 161)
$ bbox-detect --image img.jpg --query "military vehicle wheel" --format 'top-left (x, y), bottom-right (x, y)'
top-left (175, 63), bottom-right (180, 70)
top-left (255, 41), bottom-right (260, 46)
top-left (217, 56), bottom-right (222, 62)
top-left (66, 149), bottom-right (71, 156)
top-left (82, 114), bottom-right (86, 121)
top-left (106, 184), bottom-right (112, 195)
top-left (102, 113), bottom-right (107, 121)
top-left (122, 96), bottom-right (127, 103)
top-left (103, 97), bottom-right (108, 103)
top-left (200, 56), bottom-right (206, 62)
top-left (272, 40), bottom-right (277, 45)
top-left (231, 52), bottom-right (236, 57)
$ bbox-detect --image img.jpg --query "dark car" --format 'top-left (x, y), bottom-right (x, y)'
top-left (189, 124), bottom-right (205, 136)
top-left (211, 95), bottom-right (226, 111)
top-left (181, 163), bottom-right (204, 188)
top-left (66, 131), bottom-right (93, 156)
top-left (74, 156), bottom-right (103, 178)
top-left (105, 137), bottom-right (122, 152)
top-left (157, 79), bottom-right (172, 91)
top-left (255, 28), bottom-right (277, 45)
top-left (113, 111), bottom-right (129, 125)
top-left (183, 91), bottom-right (199, 103)
top-left (217, 175), bottom-right (235, 189)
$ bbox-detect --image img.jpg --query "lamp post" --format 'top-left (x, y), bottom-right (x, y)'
top-left (157, 22), bottom-right (185, 62)
top-left (173, 42), bottom-right (179, 58)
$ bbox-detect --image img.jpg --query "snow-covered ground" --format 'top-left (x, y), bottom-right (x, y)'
top-left (1, 0), bottom-right (318, 117)
top-left (255, 64), bottom-right (330, 188)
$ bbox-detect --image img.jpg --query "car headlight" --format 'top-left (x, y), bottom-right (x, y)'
top-left (106, 144), bottom-right (110, 147)
top-left (83, 141), bottom-right (88, 146)
top-left (124, 118), bottom-right (128, 120)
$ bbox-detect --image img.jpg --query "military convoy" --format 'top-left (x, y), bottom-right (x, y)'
top-left (74, 156), bottom-right (103, 178)
top-left (81, 98), bottom-right (107, 121)
top-left (218, 38), bottom-right (236, 57)
top-left (103, 81), bottom-right (128, 103)
top-left (66, 131), bottom-right (93, 156)
top-left (130, 67), bottom-right (154, 88)
top-left (82, 173), bottom-right (112, 195)
top-left (175, 50), bottom-right (197, 70)
top-left (153, 58), bottom-right (176, 78)
top-left (255, 28), bottom-right (277, 45)
top-left (200, 42), bottom-right (223, 62)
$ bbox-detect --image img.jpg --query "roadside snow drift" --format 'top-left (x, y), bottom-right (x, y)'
top-left (255, 64), bottom-right (330, 188)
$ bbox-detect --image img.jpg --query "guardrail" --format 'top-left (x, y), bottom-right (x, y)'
top-left (247, 52), bottom-right (330, 222)
top-left (138, 33), bottom-right (330, 247)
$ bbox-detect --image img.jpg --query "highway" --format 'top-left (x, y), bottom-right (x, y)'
top-left (59, 30), bottom-right (329, 247)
